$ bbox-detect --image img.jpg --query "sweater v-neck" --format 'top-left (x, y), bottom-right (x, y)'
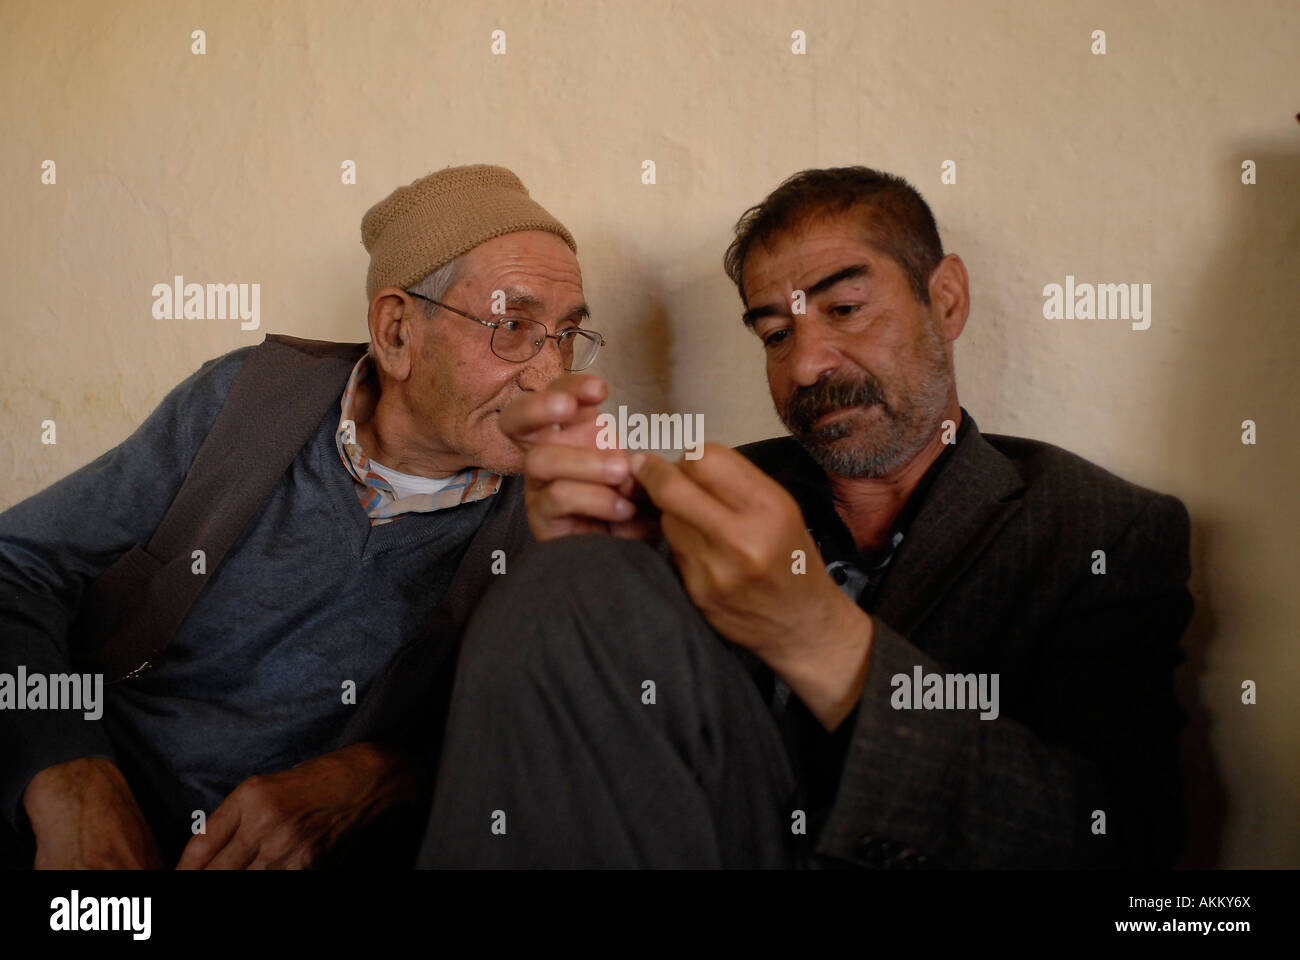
top-left (312, 413), bottom-right (490, 561)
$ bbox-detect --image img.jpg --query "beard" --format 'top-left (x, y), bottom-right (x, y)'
top-left (778, 328), bottom-right (952, 479)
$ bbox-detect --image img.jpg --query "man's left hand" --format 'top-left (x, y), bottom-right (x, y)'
top-left (175, 742), bottom-right (426, 870)
top-left (632, 443), bottom-right (875, 731)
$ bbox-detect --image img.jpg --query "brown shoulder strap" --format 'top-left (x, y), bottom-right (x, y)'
top-left (72, 335), bottom-right (367, 681)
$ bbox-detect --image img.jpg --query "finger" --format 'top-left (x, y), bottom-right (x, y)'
top-left (609, 516), bottom-right (661, 541)
top-left (498, 375), bottom-right (608, 441)
top-left (659, 511), bottom-right (710, 567)
top-left (531, 479), bottom-right (637, 526)
top-left (497, 391), bottom-right (577, 442)
top-left (247, 848), bottom-right (278, 870)
top-left (205, 838), bottom-right (258, 870)
top-left (176, 802), bottom-right (241, 870)
top-left (617, 476), bottom-right (662, 519)
top-left (630, 453), bottom-right (735, 536)
top-left (203, 816), bottom-right (259, 870)
top-left (249, 839), bottom-right (304, 871)
top-left (525, 444), bottom-right (630, 487)
top-left (550, 372), bottom-right (609, 407)
top-left (676, 443), bottom-right (782, 513)
top-left (277, 839), bottom-right (321, 870)
top-left (657, 513), bottom-right (716, 597)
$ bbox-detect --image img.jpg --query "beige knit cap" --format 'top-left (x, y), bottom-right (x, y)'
top-left (361, 164), bottom-right (577, 301)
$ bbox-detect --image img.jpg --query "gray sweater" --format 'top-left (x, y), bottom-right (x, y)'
top-left (0, 346), bottom-right (496, 853)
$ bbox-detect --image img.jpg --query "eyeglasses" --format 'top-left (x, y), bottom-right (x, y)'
top-left (405, 290), bottom-right (606, 372)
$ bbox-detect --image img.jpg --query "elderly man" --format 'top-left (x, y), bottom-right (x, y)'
top-left (0, 164), bottom-right (599, 868)
top-left (420, 166), bottom-right (1192, 868)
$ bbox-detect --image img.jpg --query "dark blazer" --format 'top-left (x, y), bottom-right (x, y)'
top-left (740, 409), bottom-right (1193, 869)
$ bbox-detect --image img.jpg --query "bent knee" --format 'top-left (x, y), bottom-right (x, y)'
top-left (518, 534), bottom-right (670, 585)
top-left (459, 534), bottom-right (706, 677)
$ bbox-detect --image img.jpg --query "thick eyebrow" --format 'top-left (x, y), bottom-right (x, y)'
top-left (558, 302), bottom-right (591, 324)
top-left (501, 289), bottom-right (590, 323)
top-left (741, 264), bottom-right (871, 327)
top-left (807, 263), bottom-right (870, 298)
top-left (503, 291), bottom-right (544, 313)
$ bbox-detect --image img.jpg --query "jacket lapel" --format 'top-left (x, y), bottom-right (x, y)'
top-left (870, 413), bottom-right (1026, 637)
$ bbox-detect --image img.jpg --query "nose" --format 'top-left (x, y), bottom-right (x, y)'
top-left (784, 318), bottom-right (842, 388)
top-left (516, 334), bottom-right (565, 390)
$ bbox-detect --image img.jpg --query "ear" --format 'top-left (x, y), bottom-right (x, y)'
top-left (926, 253), bottom-right (970, 342)
top-left (368, 286), bottom-right (417, 382)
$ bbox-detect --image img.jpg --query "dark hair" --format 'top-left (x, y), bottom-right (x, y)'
top-left (723, 166), bottom-right (944, 307)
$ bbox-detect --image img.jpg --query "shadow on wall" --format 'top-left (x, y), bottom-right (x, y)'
top-left (324, 247), bottom-right (372, 344)
top-left (578, 227), bottom-right (676, 416)
top-left (1175, 148), bottom-right (1300, 868)
top-left (1177, 555), bottom-right (1224, 868)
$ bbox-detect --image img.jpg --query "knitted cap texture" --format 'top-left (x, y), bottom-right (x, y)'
top-left (361, 164), bottom-right (576, 300)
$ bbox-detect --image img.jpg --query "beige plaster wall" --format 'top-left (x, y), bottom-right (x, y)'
top-left (1, 0), bottom-right (1296, 866)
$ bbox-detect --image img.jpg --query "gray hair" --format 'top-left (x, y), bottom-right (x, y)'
top-left (407, 256), bottom-right (462, 307)
top-left (368, 256), bottom-right (462, 360)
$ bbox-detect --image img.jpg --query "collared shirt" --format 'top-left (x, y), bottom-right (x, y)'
top-left (761, 409), bottom-right (971, 695)
top-left (334, 354), bottom-right (501, 525)
top-left (799, 409), bottom-right (971, 613)
top-left (751, 409), bottom-right (973, 854)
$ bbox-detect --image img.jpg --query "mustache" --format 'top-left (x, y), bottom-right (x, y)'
top-left (784, 376), bottom-right (884, 435)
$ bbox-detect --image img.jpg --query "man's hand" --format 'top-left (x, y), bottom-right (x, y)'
top-left (499, 374), bottom-right (659, 542)
top-left (23, 756), bottom-right (164, 869)
top-left (175, 742), bottom-right (426, 870)
top-left (633, 443), bottom-right (874, 730)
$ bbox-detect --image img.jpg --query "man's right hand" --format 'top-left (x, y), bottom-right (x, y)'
top-left (22, 757), bottom-right (163, 869)
top-left (499, 374), bottom-right (659, 543)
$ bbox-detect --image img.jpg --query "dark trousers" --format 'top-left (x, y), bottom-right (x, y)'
top-left (419, 535), bottom-right (803, 868)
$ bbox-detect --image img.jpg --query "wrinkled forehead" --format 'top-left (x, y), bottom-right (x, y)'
top-left (452, 233), bottom-right (588, 319)
top-left (741, 210), bottom-right (894, 301)
top-left (458, 233), bottom-right (585, 293)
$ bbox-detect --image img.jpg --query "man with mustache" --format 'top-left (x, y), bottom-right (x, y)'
top-left (420, 166), bottom-right (1192, 868)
